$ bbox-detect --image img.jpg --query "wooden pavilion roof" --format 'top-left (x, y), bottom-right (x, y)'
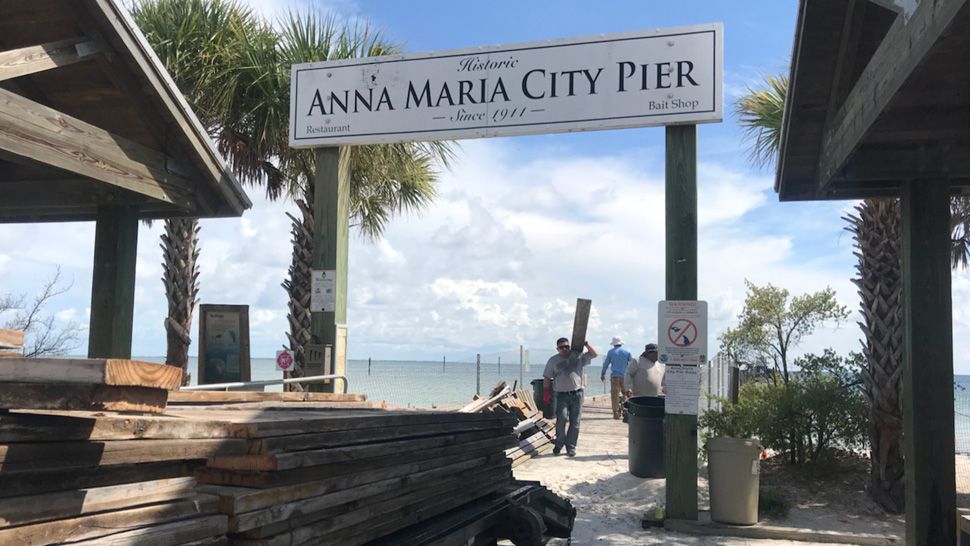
top-left (777, 0), bottom-right (970, 201)
top-left (0, 0), bottom-right (251, 222)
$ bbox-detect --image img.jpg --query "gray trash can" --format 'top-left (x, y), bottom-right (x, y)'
top-left (626, 396), bottom-right (664, 478)
top-left (706, 437), bottom-right (763, 525)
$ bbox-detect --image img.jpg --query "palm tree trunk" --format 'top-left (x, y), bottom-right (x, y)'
top-left (161, 218), bottom-right (200, 387)
top-left (281, 184), bottom-right (315, 392)
top-left (846, 199), bottom-right (905, 513)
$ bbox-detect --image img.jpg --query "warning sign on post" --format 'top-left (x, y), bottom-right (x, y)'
top-left (664, 364), bottom-right (701, 415)
top-left (311, 270), bottom-right (336, 312)
top-left (658, 300), bottom-right (708, 365)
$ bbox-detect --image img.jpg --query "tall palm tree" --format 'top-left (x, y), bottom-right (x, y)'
top-left (132, 1), bottom-right (450, 386)
top-left (737, 74), bottom-right (970, 513)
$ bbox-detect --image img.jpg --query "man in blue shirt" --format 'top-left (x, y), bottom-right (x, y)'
top-left (601, 336), bottom-right (632, 419)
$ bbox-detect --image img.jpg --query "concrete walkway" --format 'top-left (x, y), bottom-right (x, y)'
top-left (513, 400), bottom-right (897, 545)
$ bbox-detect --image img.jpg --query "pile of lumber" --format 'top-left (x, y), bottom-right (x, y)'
top-left (0, 357), bottom-right (182, 413)
top-left (168, 390), bottom-right (379, 409)
top-left (0, 328), bottom-right (23, 358)
top-left (195, 410), bottom-right (518, 545)
top-left (460, 381), bottom-right (557, 467)
top-left (0, 410), bottom-right (238, 545)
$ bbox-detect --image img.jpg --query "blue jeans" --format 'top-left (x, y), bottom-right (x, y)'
top-left (554, 390), bottom-right (584, 452)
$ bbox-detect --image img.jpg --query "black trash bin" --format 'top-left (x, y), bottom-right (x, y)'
top-left (531, 378), bottom-right (555, 419)
top-left (626, 396), bottom-right (665, 478)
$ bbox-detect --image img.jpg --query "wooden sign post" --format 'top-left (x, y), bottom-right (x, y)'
top-left (665, 124), bottom-right (698, 520)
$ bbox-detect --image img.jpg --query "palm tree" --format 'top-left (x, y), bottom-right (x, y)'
top-left (737, 74), bottom-right (970, 513)
top-left (132, 1), bottom-right (450, 386)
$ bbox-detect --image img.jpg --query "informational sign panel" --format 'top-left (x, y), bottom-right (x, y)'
top-left (198, 304), bottom-right (251, 384)
top-left (311, 269), bottom-right (337, 312)
top-left (658, 300), bottom-right (708, 365)
top-left (290, 23), bottom-right (722, 147)
top-left (664, 364), bottom-right (701, 415)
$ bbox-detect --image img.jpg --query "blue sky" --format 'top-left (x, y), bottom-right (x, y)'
top-left (3, 1), bottom-right (969, 371)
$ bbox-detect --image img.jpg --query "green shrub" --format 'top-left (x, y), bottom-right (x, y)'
top-left (700, 350), bottom-right (868, 466)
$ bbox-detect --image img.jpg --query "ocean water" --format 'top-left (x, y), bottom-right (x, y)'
top-left (147, 356), bottom-right (603, 409)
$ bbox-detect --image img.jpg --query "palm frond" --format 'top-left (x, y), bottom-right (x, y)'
top-left (735, 74), bottom-right (788, 168)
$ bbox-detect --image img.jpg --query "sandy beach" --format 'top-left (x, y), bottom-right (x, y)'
top-left (513, 396), bottom-right (905, 545)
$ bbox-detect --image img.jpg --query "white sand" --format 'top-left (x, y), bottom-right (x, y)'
top-left (512, 397), bottom-right (904, 545)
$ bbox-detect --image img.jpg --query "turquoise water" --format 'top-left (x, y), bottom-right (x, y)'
top-left (146, 356), bottom-right (604, 409)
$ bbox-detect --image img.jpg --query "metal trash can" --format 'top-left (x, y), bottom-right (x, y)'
top-left (706, 437), bottom-right (763, 525)
top-left (626, 396), bottom-right (665, 478)
top-left (531, 378), bottom-right (555, 419)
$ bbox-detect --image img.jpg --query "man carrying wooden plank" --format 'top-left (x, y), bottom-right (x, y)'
top-left (542, 338), bottom-right (597, 457)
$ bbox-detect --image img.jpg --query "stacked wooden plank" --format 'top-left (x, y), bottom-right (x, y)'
top-left (0, 357), bottom-right (182, 413)
top-left (0, 410), bottom-right (241, 545)
top-left (0, 328), bottom-right (23, 358)
top-left (168, 390), bottom-right (380, 410)
top-left (461, 382), bottom-right (557, 467)
top-left (196, 410), bottom-right (518, 545)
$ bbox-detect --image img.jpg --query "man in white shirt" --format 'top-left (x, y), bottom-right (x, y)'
top-left (625, 343), bottom-right (665, 397)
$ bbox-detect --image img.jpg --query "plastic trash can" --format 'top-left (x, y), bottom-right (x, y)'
top-left (626, 396), bottom-right (665, 478)
top-left (531, 378), bottom-right (555, 419)
top-left (706, 437), bottom-right (763, 525)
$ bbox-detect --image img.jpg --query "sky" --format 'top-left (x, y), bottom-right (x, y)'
top-left (2, 1), bottom-right (969, 370)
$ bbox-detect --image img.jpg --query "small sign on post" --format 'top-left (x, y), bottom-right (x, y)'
top-left (310, 269), bottom-right (337, 312)
top-left (658, 300), bottom-right (708, 365)
top-left (275, 350), bottom-right (295, 372)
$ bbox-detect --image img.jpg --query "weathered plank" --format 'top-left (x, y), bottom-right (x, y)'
top-left (198, 435), bottom-right (515, 488)
top-left (0, 461), bottom-right (195, 499)
top-left (248, 420), bottom-right (511, 456)
top-left (0, 495), bottom-right (218, 544)
top-left (570, 298), bottom-right (592, 351)
top-left (206, 453), bottom-right (505, 516)
top-left (0, 410), bottom-right (236, 442)
top-left (229, 459), bottom-right (509, 534)
top-left (213, 428), bottom-right (510, 472)
top-left (0, 357), bottom-right (181, 388)
top-left (235, 467), bottom-right (509, 545)
top-left (0, 37), bottom-right (101, 82)
top-left (0, 476), bottom-right (197, 528)
top-left (0, 437), bottom-right (246, 473)
top-left (0, 88), bottom-right (196, 207)
top-left (0, 328), bottom-right (23, 350)
top-left (64, 514), bottom-right (228, 546)
top-left (0, 383), bottom-right (169, 413)
top-left (168, 391), bottom-right (366, 404)
top-left (0, 351), bottom-right (22, 358)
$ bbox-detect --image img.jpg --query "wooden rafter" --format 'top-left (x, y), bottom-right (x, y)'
top-left (0, 87), bottom-right (197, 209)
top-left (0, 37), bottom-right (101, 82)
top-left (817, 0), bottom-right (969, 190)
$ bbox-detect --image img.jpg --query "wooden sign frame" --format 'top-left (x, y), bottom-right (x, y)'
top-left (197, 304), bottom-right (251, 384)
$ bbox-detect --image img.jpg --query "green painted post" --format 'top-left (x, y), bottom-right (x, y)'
top-left (901, 181), bottom-right (955, 546)
top-left (311, 147), bottom-right (350, 392)
top-left (664, 124), bottom-right (698, 520)
top-left (88, 205), bottom-right (139, 358)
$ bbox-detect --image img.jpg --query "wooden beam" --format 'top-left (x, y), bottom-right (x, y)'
top-left (838, 145), bottom-right (970, 181)
top-left (0, 358), bottom-right (182, 389)
top-left (0, 88), bottom-right (196, 208)
top-left (88, 205), bottom-right (139, 358)
top-left (0, 383), bottom-right (169, 414)
top-left (901, 181), bottom-right (956, 545)
top-left (0, 37), bottom-right (101, 82)
top-left (569, 299), bottom-right (592, 351)
top-left (0, 328), bottom-right (23, 350)
top-left (817, 0), bottom-right (970, 190)
top-left (665, 124), bottom-right (698, 521)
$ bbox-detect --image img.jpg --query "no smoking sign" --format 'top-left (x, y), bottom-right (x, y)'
top-left (276, 350), bottom-right (295, 371)
top-left (658, 301), bottom-right (708, 365)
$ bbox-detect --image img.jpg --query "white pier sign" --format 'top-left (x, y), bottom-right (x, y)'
top-left (658, 300), bottom-right (708, 365)
top-left (290, 23), bottom-right (722, 147)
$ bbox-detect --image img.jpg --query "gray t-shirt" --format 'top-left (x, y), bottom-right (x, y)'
top-left (543, 351), bottom-right (593, 392)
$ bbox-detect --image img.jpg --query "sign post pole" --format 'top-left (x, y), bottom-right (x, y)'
top-left (664, 124), bottom-right (698, 520)
top-left (309, 147), bottom-right (350, 392)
